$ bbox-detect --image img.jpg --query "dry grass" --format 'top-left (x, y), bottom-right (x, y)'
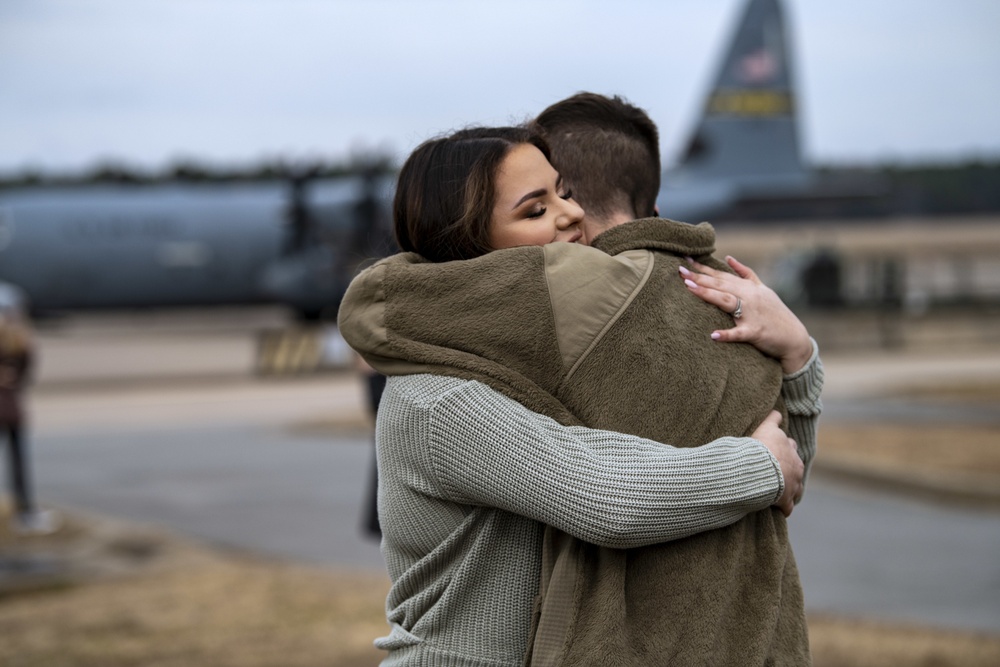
top-left (2, 415), bottom-right (999, 665)
top-left (818, 378), bottom-right (1000, 480)
top-left (896, 380), bottom-right (1000, 405)
top-left (0, 553), bottom-right (390, 667)
top-left (818, 422), bottom-right (1000, 478)
top-left (809, 614), bottom-right (1000, 667)
top-left (1, 550), bottom-right (998, 667)
top-left (814, 388), bottom-right (1000, 507)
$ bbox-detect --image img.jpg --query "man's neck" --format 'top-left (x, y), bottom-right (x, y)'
top-left (582, 211), bottom-right (635, 245)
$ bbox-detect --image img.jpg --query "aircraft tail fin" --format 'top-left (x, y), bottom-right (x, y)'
top-left (675, 0), bottom-right (806, 185)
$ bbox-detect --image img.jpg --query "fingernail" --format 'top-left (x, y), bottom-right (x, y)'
top-left (711, 332), bottom-right (721, 340)
top-left (678, 265), bottom-right (691, 276)
top-left (685, 256), bottom-right (694, 264)
top-left (684, 279), bottom-right (698, 289)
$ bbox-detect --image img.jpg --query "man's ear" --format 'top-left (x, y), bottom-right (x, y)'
top-left (654, 205), bottom-right (660, 217)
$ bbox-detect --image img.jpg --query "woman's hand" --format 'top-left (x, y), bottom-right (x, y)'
top-left (679, 255), bottom-right (813, 375)
top-left (751, 410), bottom-right (803, 516)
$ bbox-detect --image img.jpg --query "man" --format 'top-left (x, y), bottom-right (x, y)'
top-left (520, 91), bottom-right (819, 664)
top-left (533, 92), bottom-right (814, 380)
top-left (339, 95), bottom-right (821, 665)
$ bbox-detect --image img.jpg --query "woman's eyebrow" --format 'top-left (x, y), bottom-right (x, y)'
top-left (512, 188), bottom-right (547, 209)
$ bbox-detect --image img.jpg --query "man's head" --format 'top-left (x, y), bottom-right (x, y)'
top-left (531, 92), bottom-right (661, 242)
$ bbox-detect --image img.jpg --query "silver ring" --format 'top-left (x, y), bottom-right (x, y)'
top-left (732, 297), bottom-right (743, 319)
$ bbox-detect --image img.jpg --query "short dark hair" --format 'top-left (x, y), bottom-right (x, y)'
top-left (532, 92), bottom-right (660, 221)
top-left (394, 126), bottom-right (551, 263)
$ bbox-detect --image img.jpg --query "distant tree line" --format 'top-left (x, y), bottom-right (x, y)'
top-left (809, 160), bottom-right (1000, 217)
top-left (877, 160), bottom-right (1000, 215)
top-left (716, 159), bottom-right (1000, 220)
top-left (2, 156), bottom-right (998, 217)
top-left (0, 154), bottom-right (396, 189)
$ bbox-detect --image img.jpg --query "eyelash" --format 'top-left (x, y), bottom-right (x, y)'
top-left (525, 188), bottom-right (572, 219)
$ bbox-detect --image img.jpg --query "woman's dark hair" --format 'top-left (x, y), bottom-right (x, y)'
top-left (394, 126), bottom-right (551, 262)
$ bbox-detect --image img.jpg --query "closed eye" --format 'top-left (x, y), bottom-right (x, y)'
top-left (526, 206), bottom-right (547, 219)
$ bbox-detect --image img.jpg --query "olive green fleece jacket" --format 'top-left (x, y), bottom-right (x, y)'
top-left (339, 218), bottom-right (821, 666)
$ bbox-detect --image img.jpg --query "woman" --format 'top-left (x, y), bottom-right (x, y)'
top-left (339, 127), bottom-right (821, 666)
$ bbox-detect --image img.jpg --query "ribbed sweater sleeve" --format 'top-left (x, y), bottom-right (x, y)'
top-left (425, 378), bottom-right (783, 549)
top-left (780, 338), bottom-right (824, 483)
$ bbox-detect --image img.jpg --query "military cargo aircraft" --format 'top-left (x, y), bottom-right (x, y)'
top-left (0, 170), bottom-right (394, 319)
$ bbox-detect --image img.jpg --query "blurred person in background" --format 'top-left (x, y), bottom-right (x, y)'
top-left (356, 354), bottom-right (386, 539)
top-left (0, 299), bottom-right (57, 534)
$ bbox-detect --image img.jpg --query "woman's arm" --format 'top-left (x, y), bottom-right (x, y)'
top-left (418, 378), bottom-right (787, 549)
top-left (780, 341), bottom-right (824, 492)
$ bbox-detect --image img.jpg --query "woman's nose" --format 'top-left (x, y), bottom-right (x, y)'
top-left (558, 198), bottom-right (585, 228)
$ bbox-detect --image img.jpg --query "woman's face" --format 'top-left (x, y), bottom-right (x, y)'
top-left (489, 144), bottom-right (584, 250)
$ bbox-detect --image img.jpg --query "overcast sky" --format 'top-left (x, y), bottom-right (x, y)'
top-left (2, 0), bottom-right (999, 173)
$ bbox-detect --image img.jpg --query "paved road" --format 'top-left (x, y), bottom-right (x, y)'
top-left (29, 373), bottom-right (383, 570)
top-left (33, 423), bottom-right (384, 569)
top-left (791, 476), bottom-right (1000, 632)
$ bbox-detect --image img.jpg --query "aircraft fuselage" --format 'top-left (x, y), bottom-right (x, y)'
top-left (0, 183), bottom-right (292, 312)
